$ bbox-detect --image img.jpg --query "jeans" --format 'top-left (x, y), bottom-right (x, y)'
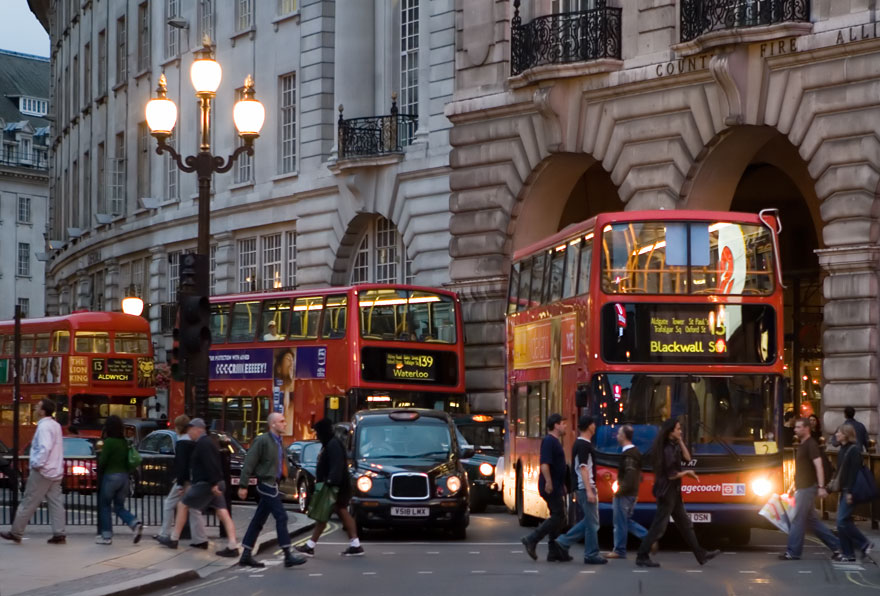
top-left (10, 469), bottom-right (65, 538)
top-left (98, 472), bottom-right (138, 539)
top-left (556, 489), bottom-right (600, 559)
top-left (837, 490), bottom-right (869, 558)
top-left (241, 482), bottom-right (291, 551)
top-left (525, 490), bottom-right (565, 546)
top-left (785, 485), bottom-right (840, 558)
top-left (159, 482), bottom-right (207, 542)
top-left (637, 489), bottom-right (706, 562)
top-left (612, 495), bottom-right (648, 556)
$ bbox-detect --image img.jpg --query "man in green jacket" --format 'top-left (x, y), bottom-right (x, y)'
top-left (238, 412), bottom-right (306, 568)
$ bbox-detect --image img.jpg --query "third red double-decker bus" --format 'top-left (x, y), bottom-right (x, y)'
top-left (0, 312), bottom-right (156, 445)
top-left (169, 284), bottom-right (466, 445)
top-left (501, 210), bottom-right (785, 545)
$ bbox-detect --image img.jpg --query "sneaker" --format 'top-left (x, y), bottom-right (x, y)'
top-left (132, 522), bottom-right (143, 544)
top-left (584, 556), bottom-right (608, 565)
top-left (836, 556), bottom-right (857, 562)
top-left (699, 549), bottom-right (721, 565)
top-left (284, 551), bottom-right (307, 567)
top-left (295, 543), bottom-right (315, 557)
top-left (831, 551), bottom-right (845, 561)
top-left (190, 542), bottom-right (209, 550)
top-left (862, 541), bottom-right (875, 559)
top-left (0, 531), bottom-right (21, 544)
top-left (635, 557), bottom-right (660, 568)
top-left (47, 535), bottom-right (66, 544)
top-left (521, 536), bottom-right (537, 561)
top-left (216, 547), bottom-right (240, 558)
top-left (341, 545), bottom-right (365, 557)
top-left (95, 536), bottom-right (113, 545)
top-left (778, 552), bottom-right (799, 560)
top-left (238, 552), bottom-right (266, 568)
top-left (157, 536), bottom-right (178, 550)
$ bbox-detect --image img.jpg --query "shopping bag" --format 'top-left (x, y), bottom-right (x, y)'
top-left (852, 466), bottom-right (880, 505)
top-left (127, 445), bottom-right (142, 471)
top-left (758, 493), bottom-right (791, 534)
top-left (307, 482), bottom-right (339, 523)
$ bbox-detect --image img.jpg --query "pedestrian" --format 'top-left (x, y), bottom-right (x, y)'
top-left (830, 407), bottom-right (869, 452)
top-left (152, 414), bottom-right (208, 549)
top-left (296, 418), bottom-right (364, 557)
top-left (555, 415), bottom-right (605, 564)
top-left (782, 410), bottom-right (796, 447)
top-left (238, 413), bottom-right (307, 568)
top-left (520, 413), bottom-right (569, 562)
top-left (779, 417), bottom-right (841, 560)
top-left (606, 423), bottom-right (649, 559)
top-left (95, 415), bottom-right (143, 545)
top-left (157, 418), bottom-right (240, 557)
top-left (808, 413), bottom-right (822, 443)
top-left (635, 417), bottom-right (720, 568)
top-left (834, 424), bottom-right (874, 561)
top-left (1, 399), bottom-right (66, 544)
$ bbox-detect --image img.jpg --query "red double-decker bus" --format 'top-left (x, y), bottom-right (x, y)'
top-left (501, 210), bottom-right (785, 545)
top-left (0, 312), bottom-right (157, 445)
top-left (169, 284), bottom-right (466, 445)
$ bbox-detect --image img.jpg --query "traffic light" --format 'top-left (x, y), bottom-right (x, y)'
top-left (176, 253), bottom-right (211, 361)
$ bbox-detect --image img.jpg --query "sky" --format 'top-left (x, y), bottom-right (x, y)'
top-left (1, 0), bottom-right (50, 58)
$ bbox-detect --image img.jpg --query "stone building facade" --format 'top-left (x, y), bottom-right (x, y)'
top-left (447, 0), bottom-right (880, 436)
top-left (37, 0), bottom-right (455, 360)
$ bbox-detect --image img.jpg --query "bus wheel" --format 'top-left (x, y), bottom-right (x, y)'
top-left (728, 526), bottom-right (750, 547)
top-left (515, 467), bottom-right (538, 527)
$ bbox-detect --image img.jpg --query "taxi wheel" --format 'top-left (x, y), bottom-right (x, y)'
top-left (451, 523), bottom-right (467, 540)
top-left (469, 492), bottom-right (487, 514)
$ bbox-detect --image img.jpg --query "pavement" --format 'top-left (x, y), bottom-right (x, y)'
top-left (0, 502), bottom-right (315, 596)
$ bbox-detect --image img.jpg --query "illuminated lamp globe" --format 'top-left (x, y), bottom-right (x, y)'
top-left (190, 39), bottom-right (222, 95)
top-left (145, 74), bottom-right (178, 136)
top-left (233, 75), bottom-right (265, 139)
top-left (121, 297), bottom-right (145, 317)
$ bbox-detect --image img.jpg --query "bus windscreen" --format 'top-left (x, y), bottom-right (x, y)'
top-left (359, 290), bottom-right (456, 343)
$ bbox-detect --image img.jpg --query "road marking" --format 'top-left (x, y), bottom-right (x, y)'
top-left (739, 570), bottom-right (757, 574)
top-left (580, 570), bottom-right (596, 574)
top-left (308, 573), bottom-right (323, 577)
top-left (686, 570), bottom-right (702, 573)
top-left (418, 571), bottom-right (433, 575)
top-left (834, 564), bottom-right (865, 571)
top-left (798, 570), bottom-right (812, 574)
top-left (633, 570), bottom-right (649, 573)
top-left (472, 570), bottom-right (486, 574)
top-left (249, 575), bottom-right (264, 578)
top-left (427, 551), bottom-right (440, 555)
top-left (363, 572), bottom-right (377, 576)
top-left (723, 552), bottom-right (737, 555)
top-left (382, 552), bottom-right (396, 555)
top-left (469, 551), bottom-right (481, 554)
top-left (510, 550), bottom-right (523, 554)
top-left (524, 569), bottom-right (538, 574)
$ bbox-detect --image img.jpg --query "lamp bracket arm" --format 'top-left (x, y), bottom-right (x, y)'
top-left (154, 138), bottom-right (197, 173)
top-left (213, 142), bottom-right (255, 174)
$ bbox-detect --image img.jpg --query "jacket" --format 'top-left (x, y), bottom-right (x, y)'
top-left (836, 442), bottom-right (862, 492)
top-left (617, 445), bottom-right (642, 497)
top-left (173, 435), bottom-right (195, 486)
top-left (30, 416), bottom-right (64, 480)
top-left (239, 431), bottom-right (282, 486)
top-left (190, 434), bottom-right (223, 485)
top-left (316, 437), bottom-right (347, 487)
top-left (98, 437), bottom-right (129, 474)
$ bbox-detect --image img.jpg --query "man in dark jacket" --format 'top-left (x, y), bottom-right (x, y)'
top-left (158, 418), bottom-right (240, 557)
top-left (238, 413), bottom-right (306, 568)
top-left (607, 424), bottom-right (648, 559)
top-left (830, 407), bottom-right (869, 452)
top-left (153, 415), bottom-right (207, 547)
top-left (296, 418), bottom-right (363, 557)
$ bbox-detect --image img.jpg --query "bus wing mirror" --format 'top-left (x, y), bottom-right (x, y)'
top-left (575, 388), bottom-right (589, 409)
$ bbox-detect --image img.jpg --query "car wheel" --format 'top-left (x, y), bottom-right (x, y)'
top-left (451, 522), bottom-right (467, 540)
top-left (469, 492), bottom-right (487, 514)
top-left (297, 479), bottom-right (309, 514)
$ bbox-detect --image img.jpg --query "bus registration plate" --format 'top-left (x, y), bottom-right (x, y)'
top-left (670, 512), bottom-right (711, 523)
top-left (391, 507), bottom-right (429, 517)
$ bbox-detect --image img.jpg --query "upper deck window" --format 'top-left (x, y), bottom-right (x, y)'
top-left (359, 289), bottom-right (457, 344)
top-left (508, 232), bottom-right (593, 314)
top-left (74, 332), bottom-right (110, 353)
top-left (600, 221), bottom-right (775, 295)
top-left (321, 295), bottom-right (348, 339)
top-left (115, 332), bottom-right (150, 354)
top-left (290, 297), bottom-right (323, 339)
top-left (260, 299), bottom-right (292, 341)
top-left (230, 301), bottom-right (261, 343)
top-left (52, 331), bottom-right (70, 353)
top-left (211, 304), bottom-right (230, 344)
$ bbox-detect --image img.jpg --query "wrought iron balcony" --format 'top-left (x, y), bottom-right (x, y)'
top-left (510, 0), bottom-right (622, 76)
top-left (0, 150), bottom-right (48, 170)
top-left (337, 95), bottom-right (418, 160)
top-left (680, 0), bottom-right (810, 43)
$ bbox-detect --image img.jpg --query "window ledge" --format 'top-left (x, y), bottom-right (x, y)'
top-left (16, 275), bottom-right (33, 280)
top-left (134, 68), bottom-right (151, 82)
top-left (230, 27), bottom-right (256, 47)
top-left (17, 221), bottom-right (33, 226)
top-left (508, 58), bottom-right (623, 89)
top-left (271, 171), bottom-right (299, 183)
top-left (272, 11), bottom-right (300, 31)
top-left (329, 153), bottom-right (403, 173)
top-left (95, 93), bottom-right (107, 106)
top-left (160, 56), bottom-right (181, 69)
top-left (112, 81), bottom-right (128, 96)
top-left (229, 180), bottom-right (255, 191)
top-left (81, 104), bottom-right (91, 117)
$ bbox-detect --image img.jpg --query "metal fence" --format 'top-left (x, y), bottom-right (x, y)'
top-left (680, 0), bottom-right (810, 43)
top-left (0, 456), bottom-right (218, 527)
top-left (337, 99), bottom-right (417, 160)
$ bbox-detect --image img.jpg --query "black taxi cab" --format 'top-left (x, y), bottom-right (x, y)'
top-left (349, 409), bottom-right (473, 539)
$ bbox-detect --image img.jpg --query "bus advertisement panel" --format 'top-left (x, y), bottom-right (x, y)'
top-left (502, 210), bottom-right (784, 545)
top-left (0, 312), bottom-right (157, 445)
top-left (169, 285), bottom-right (466, 445)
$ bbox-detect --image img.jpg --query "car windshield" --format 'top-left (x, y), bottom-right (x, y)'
top-left (456, 423), bottom-right (504, 453)
top-left (591, 373), bottom-right (779, 457)
top-left (356, 418), bottom-right (452, 459)
top-left (63, 438), bottom-right (96, 457)
top-left (301, 442), bottom-right (321, 463)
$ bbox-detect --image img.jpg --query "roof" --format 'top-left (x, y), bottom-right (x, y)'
top-left (0, 49), bottom-right (50, 131)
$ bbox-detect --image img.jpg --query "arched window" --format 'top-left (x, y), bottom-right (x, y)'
top-left (349, 216), bottom-right (414, 284)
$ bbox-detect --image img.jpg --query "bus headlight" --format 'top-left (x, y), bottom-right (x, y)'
top-left (446, 476), bottom-right (462, 494)
top-left (751, 478), bottom-right (771, 497)
top-left (612, 480), bottom-right (619, 494)
top-left (356, 475), bottom-right (373, 493)
top-left (479, 462), bottom-right (494, 477)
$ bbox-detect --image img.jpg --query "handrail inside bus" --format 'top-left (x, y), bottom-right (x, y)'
top-left (758, 208), bottom-right (786, 290)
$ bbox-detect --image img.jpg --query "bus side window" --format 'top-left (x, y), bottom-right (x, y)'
top-left (321, 295), bottom-right (348, 339)
top-left (34, 333), bottom-right (50, 354)
top-left (507, 262), bottom-right (520, 315)
top-left (260, 299), bottom-right (291, 341)
top-left (52, 330), bottom-right (70, 353)
top-left (530, 253), bottom-right (546, 308)
top-left (229, 301), bottom-right (261, 343)
top-left (548, 247), bottom-right (565, 302)
top-left (577, 238), bottom-right (592, 295)
top-left (515, 385), bottom-right (527, 438)
top-left (517, 258), bottom-right (531, 312)
top-left (291, 297), bottom-right (322, 339)
top-left (0, 335), bottom-right (10, 356)
top-left (21, 334), bottom-right (35, 354)
top-left (211, 304), bottom-right (230, 344)
top-left (563, 239), bottom-right (580, 298)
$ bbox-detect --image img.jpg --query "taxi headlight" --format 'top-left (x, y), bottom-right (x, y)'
top-left (446, 476), bottom-right (462, 494)
top-left (612, 480), bottom-right (619, 494)
top-left (479, 462), bottom-right (494, 477)
top-left (71, 465), bottom-right (89, 476)
top-left (751, 477), bottom-right (772, 497)
top-left (356, 475), bottom-right (373, 493)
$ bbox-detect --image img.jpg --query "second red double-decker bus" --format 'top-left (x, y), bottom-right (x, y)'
top-left (501, 210), bottom-right (785, 545)
top-left (0, 312), bottom-right (157, 445)
top-left (169, 284), bottom-right (466, 445)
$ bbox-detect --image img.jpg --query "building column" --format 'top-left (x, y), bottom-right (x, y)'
top-left (104, 258), bottom-right (120, 313)
top-left (214, 231), bottom-right (235, 296)
top-left (75, 270), bottom-right (90, 310)
top-left (148, 247), bottom-right (168, 359)
top-left (45, 284), bottom-right (60, 317)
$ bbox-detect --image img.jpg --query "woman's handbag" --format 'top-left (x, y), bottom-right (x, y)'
top-left (307, 482), bottom-right (339, 523)
top-left (827, 472), bottom-right (840, 494)
top-left (852, 466), bottom-right (880, 505)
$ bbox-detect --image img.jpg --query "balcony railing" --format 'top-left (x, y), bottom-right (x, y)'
top-left (0, 150), bottom-right (48, 170)
top-left (337, 96), bottom-right (418, 160)
top-left (510, 0), bottom-right (622, 76)
top-left (680, 0), bottom-right (810, 43)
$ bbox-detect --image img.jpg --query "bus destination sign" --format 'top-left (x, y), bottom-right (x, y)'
top-left (649, 310), bottom-right (726, 356)
top-left (385, 353), bottom-right (436, 382)
top-left (92, 358), bottom-right (135, 382)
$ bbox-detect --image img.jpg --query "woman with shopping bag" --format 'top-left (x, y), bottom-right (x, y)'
top-left (835, 424), bottom-right (874, 561)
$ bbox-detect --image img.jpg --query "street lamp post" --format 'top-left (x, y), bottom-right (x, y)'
top-left (146, 38), bottom-right (265, 418)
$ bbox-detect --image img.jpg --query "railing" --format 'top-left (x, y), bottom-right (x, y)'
top-left (510, 0), bottom-right (622, 76)
top-left (337, 95), bottom-right (418, 160)
top-left (680, 0), bottom-right (810, 43)
top-left (0, 150), bottom-right (49, 170)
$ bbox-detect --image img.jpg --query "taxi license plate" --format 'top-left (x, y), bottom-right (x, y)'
top-left (391, 507), bottom-right (429, 517)
top-left (230, 478), bottom-right (258, 486)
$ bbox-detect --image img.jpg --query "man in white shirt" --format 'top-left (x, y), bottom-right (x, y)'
top-left (2, 399), bottom-right (66, 544)
top-left (263, 320), bottom-right (282, 341)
